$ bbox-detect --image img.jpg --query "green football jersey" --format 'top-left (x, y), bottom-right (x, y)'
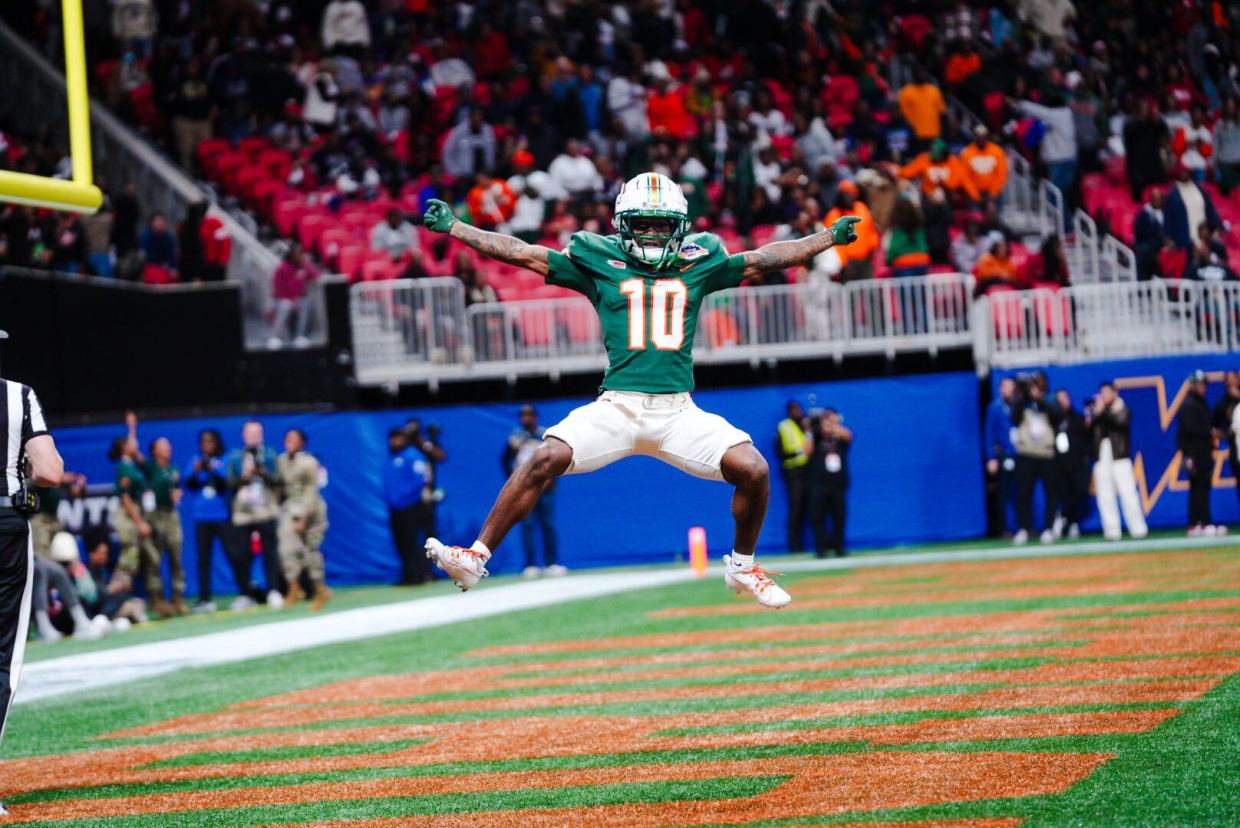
top-left (546, 231), bottom-right (747, 393)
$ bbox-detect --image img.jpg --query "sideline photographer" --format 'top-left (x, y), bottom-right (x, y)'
top-left (1010, 371), bottom-right (1059, 545)
top-left (0, 330), bottom-right (65, 817)
top-left (805, 407), bottom-right (853, 559)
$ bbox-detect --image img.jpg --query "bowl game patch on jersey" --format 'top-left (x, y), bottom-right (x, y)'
top-left (678, 242), bottom-right (709, 261)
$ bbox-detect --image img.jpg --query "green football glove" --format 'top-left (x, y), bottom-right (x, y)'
top-left (423, 199), bottom-right (458, 233)
top-left (829, 216), bottom-right (862, 246)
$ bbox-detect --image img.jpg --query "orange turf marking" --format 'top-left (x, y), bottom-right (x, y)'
top-left (5, 752), bottom-right (1096, 824)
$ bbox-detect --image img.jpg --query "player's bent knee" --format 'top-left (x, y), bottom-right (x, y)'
top-left (527, 439), bottom-right (573, 482)
top-left (722, 444), bottom-right (768, 489)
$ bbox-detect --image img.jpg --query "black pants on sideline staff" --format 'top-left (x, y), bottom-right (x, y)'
top-left (782, 466), bottom-right (809, 553)
top-left (1015, 455), bottom-right (1057, 533)
top-left (1053, 460), bottom-right (1091, 528)
top-left (193, 520), bottom-right (248, 603)
top-left (809, 486), bottom-right (847, 557)
top-left (232, 520), bottom-right (286, 599)
top-left (1188, 451), bottom-right (1214, 527)
top-left (0, 509), bottom-right (33, 745)
top-left (390, 503), bottom-right (435, 584)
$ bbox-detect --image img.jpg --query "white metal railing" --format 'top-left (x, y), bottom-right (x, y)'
top-left (975, 280), bottom-right (1240, 369)
top-left (0, 19), bottom-right (290, 349)
top-left (1002, 156), bottom-right (1064, 238)
top-left (1172, 282), bottom-right (1240, 353)
top-left (1065, 209), bottom-right (1137, 285)
top-left (350, 274), bottom-right (978, 387)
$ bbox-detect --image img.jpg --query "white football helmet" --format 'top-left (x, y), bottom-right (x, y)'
top-left (613, 172), bottom-right (691, 270)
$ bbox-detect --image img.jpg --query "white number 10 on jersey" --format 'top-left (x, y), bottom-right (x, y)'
top-left (620, 279), bottom-right (687, 351)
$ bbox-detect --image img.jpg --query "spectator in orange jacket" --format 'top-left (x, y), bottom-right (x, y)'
top-left (466, 173), bottom-right (516, 229)
top-left (897, 68), bottom-right (947, 147)
top-left (824, 182), bottom-right (879, 281)
top-left (959, 126), bottom-right (1009, 203)
top-left (974, 238), bottom-right (1019, 294)
top-left (899, 140), bottom-right (981, 202)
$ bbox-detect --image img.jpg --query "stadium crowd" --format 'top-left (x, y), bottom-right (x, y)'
top-left (3, 0), bottom-right (1235, 302)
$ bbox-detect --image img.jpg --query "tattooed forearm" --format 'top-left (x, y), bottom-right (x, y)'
top-left (742, 231), bottom-right (836, 277)
top-left (450, 222), bottom-right (551, 275)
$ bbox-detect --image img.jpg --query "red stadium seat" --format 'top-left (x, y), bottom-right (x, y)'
top-left (1032, 285), bottom-right (1071, 335)
top-left (213, 151), bottom-right (247, 190)
top-left (196, 138), bottom-right (232, 177)
top-left (238, 136), bottom-right (270, 160)
top-left (361, 258), bottom-right (401, 282)
top-left (273, 195), bottom-right (310, 237)
top-left (319, 227), bottom-right (359, 262)
top-left (987, 285), bottom-right (1025, 339)
top-left (251, 179), bottom-right (288, 214)
top-left (297, 212), bottom-right (334, 251)
top-left (258, 148), bottom-right (293, 182)
top-left (518, 306), bottom-right (552, 346)
top-left (336, 244), bottom-right (368, 280)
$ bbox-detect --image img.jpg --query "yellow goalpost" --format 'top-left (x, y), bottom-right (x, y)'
top-left (0, 0), bottom-right (103, 213)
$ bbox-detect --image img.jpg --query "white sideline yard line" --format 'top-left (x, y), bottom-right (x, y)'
top-left (15, 534), bottom-right (1235, 704)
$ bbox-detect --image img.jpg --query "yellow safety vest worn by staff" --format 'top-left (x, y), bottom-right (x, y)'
top-left (778, 418), bottom-right (809, 470)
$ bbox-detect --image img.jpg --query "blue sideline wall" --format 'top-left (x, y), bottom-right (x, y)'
top-left (50, 372), bottom-right (985, 597)
top-left (992, 354), bottom-right (1240, 533)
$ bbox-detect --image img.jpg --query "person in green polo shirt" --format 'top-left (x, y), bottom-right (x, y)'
top-left (143, 437), bottom-right (187, 616)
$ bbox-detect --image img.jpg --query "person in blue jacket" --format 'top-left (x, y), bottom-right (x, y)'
top-left (985, 377), bottom-right (1019, 536)
top-left (1164, 164), bottom-right (1222, 251)
top-left (183, 429), bottom-right (244, 611)
top-left (383, 427), bottom-right (435, 585)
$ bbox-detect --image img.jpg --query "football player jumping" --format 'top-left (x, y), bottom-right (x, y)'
top-left (423, 172), bottom-right (860, 608)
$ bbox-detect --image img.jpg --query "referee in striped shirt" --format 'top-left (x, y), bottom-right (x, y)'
top-left (0, 330), bottom-right (64, 818)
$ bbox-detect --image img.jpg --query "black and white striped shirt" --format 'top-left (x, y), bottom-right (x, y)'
top-left (1, 380), bottom-right (49, 497)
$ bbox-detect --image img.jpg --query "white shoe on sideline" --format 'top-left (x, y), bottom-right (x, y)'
top-left (73, 619), bottom-right (106, 641)
top-left (521, 565), bottom-right (542, 579)
top-left (723, 555), bottom-right (791, 609)
top-left (266, 589), bottom-right (285, 610)
top-left (426, 538), bottom-right (489, 591)
top-left (1040, 529), bottom-right (1055, 545)
top-left (1067, 523), bottom-right (1081, 540)
top-left (544, 564), bottom-right (569, 577)
top-left (1012, 530), bottom-right (1029, 546)
top-left (1213, 525), bottom-right (1229, 536)
top-left (230, 595), bottom-right (257, 612)
top-left (110, 617), bottom-right (132, 633)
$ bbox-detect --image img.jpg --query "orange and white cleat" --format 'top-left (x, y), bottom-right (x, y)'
top-left (723, 555), bottom-right (792, 609)
top-left (425, 538), bottom-right (490, 591)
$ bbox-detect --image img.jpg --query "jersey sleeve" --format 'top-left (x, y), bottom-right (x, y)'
top-left (545, 233), bottom-right (601, 303)
top-left (700, 234), bottom-right (749, 293)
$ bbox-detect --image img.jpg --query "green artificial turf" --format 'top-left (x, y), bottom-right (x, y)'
top-left (2, 542), bottom-right (1239, 826)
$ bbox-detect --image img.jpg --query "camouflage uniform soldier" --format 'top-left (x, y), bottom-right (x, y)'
top-left (28, 485), bottom-right (61, 560)
top-left (109, 432), bottom-right (168, 617)
top-left (276, 429), bottom-right (331, 610)
top-left (144, 437), bottom-right (187, 615)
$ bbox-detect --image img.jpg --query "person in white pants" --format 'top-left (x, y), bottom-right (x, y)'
top-left (1089, 382), bottom-right (1148, 541)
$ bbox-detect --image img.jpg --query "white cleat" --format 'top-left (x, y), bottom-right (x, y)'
top-left (426, 538), bottom-right (489, 591)
top-left (723, 555), bottom-right (792, 609)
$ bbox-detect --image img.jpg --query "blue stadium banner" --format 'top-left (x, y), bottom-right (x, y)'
top-left (993, 355), bottom-right (1240, 532)
top-left (51, 372), bottom-right (985, 596)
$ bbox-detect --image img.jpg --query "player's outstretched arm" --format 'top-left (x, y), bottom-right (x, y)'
top-left (740, 216), bottom-right (862, 278)
top-left (423, 199), bottom-right (552, 276)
